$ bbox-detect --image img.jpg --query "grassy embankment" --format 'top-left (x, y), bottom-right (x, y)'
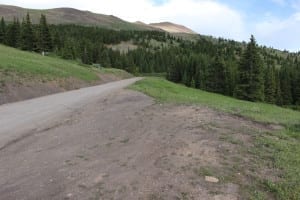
top-left (0, 44), bottom-right (96, 82)
top-left (130, 77), bottom-right (300, 200)
top-left (0, 44), bottom-right (132, 85)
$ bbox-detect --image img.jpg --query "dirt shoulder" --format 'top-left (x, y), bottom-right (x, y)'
top-left (0, 89), bottom-right (276, 200)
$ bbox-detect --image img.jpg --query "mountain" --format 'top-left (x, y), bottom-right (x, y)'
top-left (0, 5), bottom-right (158, 31)
top-left (149, 22), bottom-right (197, 34)
top-left (0, 5), bottom-right (197, 34)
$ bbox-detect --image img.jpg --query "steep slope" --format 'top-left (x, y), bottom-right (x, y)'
top-left (0, 4), bottom-right (158, 31)
top-left (149, 22), bottom-right (197, 34)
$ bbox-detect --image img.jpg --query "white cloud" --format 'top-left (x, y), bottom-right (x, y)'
top-left (254, 12), bottom-right (300, 51)
top-left (148, 0), bottom-right (247, 41)
top-left (270, 0), bottom-right (287, 6)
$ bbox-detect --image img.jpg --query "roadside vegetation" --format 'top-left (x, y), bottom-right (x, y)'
top-left (130, 77), bottom-right (300, 200)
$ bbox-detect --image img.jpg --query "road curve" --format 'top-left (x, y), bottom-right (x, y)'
top-left (0, 77), bottom-right (142, 149)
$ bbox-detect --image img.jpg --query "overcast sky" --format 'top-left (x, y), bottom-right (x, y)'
top-left (1, 0), bottom-right (300, 52)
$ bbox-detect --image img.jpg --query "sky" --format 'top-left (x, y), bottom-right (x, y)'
top-left (1, 0), bottom-right (300, 52)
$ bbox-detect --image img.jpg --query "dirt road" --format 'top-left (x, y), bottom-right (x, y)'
top-left (0, 79), bottom-right (270, 200)
top-left (0, 78), bottom-right (141, 150)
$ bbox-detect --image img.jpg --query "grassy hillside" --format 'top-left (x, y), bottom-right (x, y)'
top-left (130, 78), bottom-right (300, 199)
top-left (0, 44), bottom-right (99, 81)
top-left (131, 78), bottom-right (299, 126)
top-left (0, 4), bottom-right (158, 31)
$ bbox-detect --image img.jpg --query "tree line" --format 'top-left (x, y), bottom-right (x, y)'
top-left (0, 14), bottom-right (52, 52)
top-left (0, 14), bottom-right (299, 108)
top-left (167, 36), bottom-right (300, 108)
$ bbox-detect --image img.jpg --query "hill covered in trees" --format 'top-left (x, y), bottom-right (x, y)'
top-left (0, 13), bottom-right (299, 109)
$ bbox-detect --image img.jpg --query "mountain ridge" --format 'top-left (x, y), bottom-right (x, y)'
top-left (0, 4), bottom-right (197, 34)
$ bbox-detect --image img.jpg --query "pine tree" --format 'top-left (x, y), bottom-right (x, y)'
top-left (194, 68), bottom-right (201, 89)
top-left (264, 65), bottom-right (276, 103)
top-left (20, 13), bottom-right (35, 51)
top-left (167, 56), bottom-right (182, 83)
top-left (5, 17), bottom-right (20, 47)
top-left (38, 14), bottom-right (52, 52)
top-left (235, 35), bottom-right (264, 102)
top-left (275, 69), bottom-right (283, 106)
top-left (80, 40), bottom-right (92, 64)
top-left (280, 68), bottom-right (293, 105)
top-left (0, 17), bottom-right (6, 43)
top-left (81, 47), bottom-right (89, 64)
top-left (191, 78), bottom-right (196, 88)
top-left (62, 38), bottom-right (75, 60)
top-left (206, 54), bottom-right (227, 94)
top-left (225, 60), bottom-right (238, 96)
top-left (182, 69), bottom-right (189, 86)
top-left (292, 69), bottom-right (300, 105)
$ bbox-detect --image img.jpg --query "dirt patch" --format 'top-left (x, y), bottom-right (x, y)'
top-left (0, 90), bottom-right (277, 200)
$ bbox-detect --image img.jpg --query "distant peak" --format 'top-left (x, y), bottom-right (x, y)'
top-left (149, 21), bottom-right (197, 34)
top-left (135, 21), bottom-right (146, 25)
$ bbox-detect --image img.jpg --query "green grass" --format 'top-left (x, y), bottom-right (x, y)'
top-left (255, 130), bottom-right (300, 199)
top-left (130, 77), bottom-right (300, 200)
top-left (130, 78), bottom-right (300, 126)
top-left (0, 44), bottom-right (99, 81)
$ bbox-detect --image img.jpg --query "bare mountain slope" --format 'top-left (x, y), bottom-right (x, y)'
top-left (0, 5), bottom-right (197, 34)
top-left (149, 22), bottom-right (197, 34)
top-left (0, 5), bottom-right (157, 31)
